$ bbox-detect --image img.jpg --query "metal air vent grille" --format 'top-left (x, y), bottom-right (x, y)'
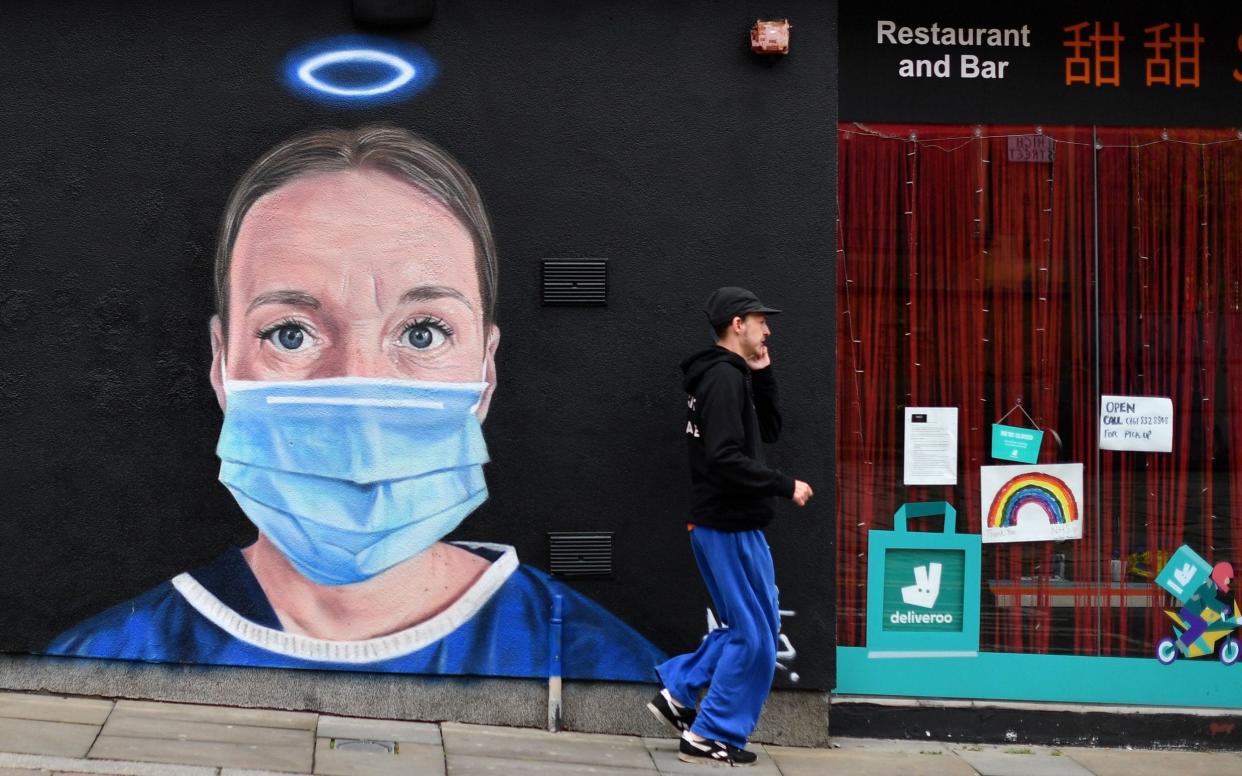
top-left (541, 259), bottom-right (608, 306)
top-left (547, 531), bottom-right (614, 578)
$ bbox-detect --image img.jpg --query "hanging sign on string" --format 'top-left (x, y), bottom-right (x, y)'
top-left (991, 401), bottom-right (1043, 464)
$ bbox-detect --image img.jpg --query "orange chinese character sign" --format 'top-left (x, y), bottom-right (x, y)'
top-left (1063, 21), bottom-right (1125, 87)
top-left (1235, 34), bottom-right (1242, 83)
top-left (1145, 22), bottom-right (1203, 88)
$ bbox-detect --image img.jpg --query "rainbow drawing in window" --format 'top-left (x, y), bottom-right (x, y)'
top-left (980, 464), bottom-right (1084, 544)
top-left (988, 473), bottom-right (1078, 527)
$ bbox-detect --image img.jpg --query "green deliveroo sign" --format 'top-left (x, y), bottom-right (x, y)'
top-left (867, 502), bottom-right (981, 657)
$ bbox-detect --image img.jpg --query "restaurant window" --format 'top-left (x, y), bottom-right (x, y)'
top-left (836, 123), bottom-right (1242, 658)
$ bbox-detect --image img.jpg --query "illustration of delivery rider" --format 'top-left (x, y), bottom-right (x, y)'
top-left (1176, 562), bottom-right (1235, 651)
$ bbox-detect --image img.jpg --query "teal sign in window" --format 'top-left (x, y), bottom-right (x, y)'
top-left (866, 502), bottom-right (981, 657)
top-left (991, 423), bottom-right (1043, 463)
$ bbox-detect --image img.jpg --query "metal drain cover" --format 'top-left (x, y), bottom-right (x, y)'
top-left (332, 738), bottom-right (398, 754)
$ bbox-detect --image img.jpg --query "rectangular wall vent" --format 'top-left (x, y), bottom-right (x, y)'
top-left (541, 259), bottom-right (608, 306)
top-left (547, 531), bottom-right (614, 578)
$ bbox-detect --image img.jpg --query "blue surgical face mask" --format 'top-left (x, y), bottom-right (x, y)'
top-left (216, 362), bottom-right (490, 586)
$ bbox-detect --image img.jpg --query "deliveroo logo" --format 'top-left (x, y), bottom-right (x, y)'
top-left (901, 562), bottom-right (942, 609)
top-left (882, 548), bottom-right (963, 631)
top-left (1172, 563), bottom-right (1197, 590)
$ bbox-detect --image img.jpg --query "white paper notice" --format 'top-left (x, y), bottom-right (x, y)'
top-left (1099, 395), bottom-right (1173, 452)
top-left (903, 407), bottom-right (958, 485)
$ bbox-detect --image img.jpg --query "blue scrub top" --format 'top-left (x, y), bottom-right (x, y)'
top-left (46, 544), bottom-right (666, 682)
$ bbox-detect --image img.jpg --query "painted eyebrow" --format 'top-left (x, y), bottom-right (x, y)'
top-left (399, 285), bottom-right (474, 310)
top-left (246, 290), bottom-right (321, 313)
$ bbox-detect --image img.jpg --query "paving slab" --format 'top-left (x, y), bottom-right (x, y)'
top-left (110, 700), bottom-right (315, 731)
top-left (101, 714), bottom-right (312, 748)
top-left (313, 737), bottom-right (443, 775)
top-left (1063, 747), bottom-right (1242, 776)
top-left (222, 770), bottom-right (315, 776)
top-left (0, 695), bottom-right (112, 727)
top-left (88, 735), bottom-right (312, 773)
top-left (446, 753), bottom-right (655, 775)
top-left (770, 746), bottom-right (978, 776)
top-left (642, 738), bottom-right (777, 774)
top-left (831, 737), bottom-right (957, 754)
top-left (954, 745), bottom-right (1093, 776)
top-left (0, 720), bottom-right (100, 758)
top-left (0, 768), bottom-right (52, 775)
top-left (441, 722), bottom-right (653, 769)
top-left (316, 715), bottom-right (440, 745)
top-left (0, 750), bottom-right (216, 775)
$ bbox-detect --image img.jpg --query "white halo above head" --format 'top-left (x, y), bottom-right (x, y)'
top-left (296, 48), bottom-right (416, 97)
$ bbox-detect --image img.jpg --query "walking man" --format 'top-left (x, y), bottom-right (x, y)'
top-left (648, 286), bottom-right (813, 767)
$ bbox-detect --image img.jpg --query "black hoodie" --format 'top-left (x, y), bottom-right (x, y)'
top-left (681, 346), bottom-right (796, 530)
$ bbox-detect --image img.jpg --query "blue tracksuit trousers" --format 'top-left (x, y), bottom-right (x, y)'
top-left (655, 525), bottom-right (780, 748)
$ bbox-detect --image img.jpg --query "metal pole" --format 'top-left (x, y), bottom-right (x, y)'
top-left (547, 594), bottom-right (563, 732)
top-left (1092, 125), bottom-right (1103, 653)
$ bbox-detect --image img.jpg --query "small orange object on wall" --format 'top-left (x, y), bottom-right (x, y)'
top-left (750, 18), bottom-right (791, 55)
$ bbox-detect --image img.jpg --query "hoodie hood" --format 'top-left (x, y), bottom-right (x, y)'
top-left (680, 346), bottom-right (747, 392)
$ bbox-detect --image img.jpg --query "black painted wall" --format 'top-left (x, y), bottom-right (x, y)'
top-left (0, 0), bottom-right (837, 688)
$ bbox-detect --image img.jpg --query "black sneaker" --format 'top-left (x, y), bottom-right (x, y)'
top-left (678, 734), bottom-right (757, 767)
top-left (647, 689), bottom-right (697, 733)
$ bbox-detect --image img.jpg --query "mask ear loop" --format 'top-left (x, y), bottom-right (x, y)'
top-left (469, 358), bottom-right (489, 414)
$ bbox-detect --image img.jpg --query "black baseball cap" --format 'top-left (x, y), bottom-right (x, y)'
top-left (704, 286), bottom-right (782, 329)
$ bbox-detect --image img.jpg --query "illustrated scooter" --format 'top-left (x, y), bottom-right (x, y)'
top-left (1153, 546), bottom-right (1240, 665)
top-left (1155, 602), bottom-right (1242, 665)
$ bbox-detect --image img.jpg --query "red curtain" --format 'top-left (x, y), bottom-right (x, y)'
top-left (837, 124), bottom-right (1242, 657)
top-left (1095, 128), bottom-right (1242, 656)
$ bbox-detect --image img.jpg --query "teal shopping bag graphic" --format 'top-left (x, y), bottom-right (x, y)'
top-left (867, 502), bottom-right (981, 657)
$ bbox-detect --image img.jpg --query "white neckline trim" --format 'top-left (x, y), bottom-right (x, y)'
top-left (169, 542), bottom-right (519, 664)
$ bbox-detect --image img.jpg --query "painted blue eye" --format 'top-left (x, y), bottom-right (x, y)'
top-left (405, 322), bottom-right (447, 350)
top-left (274, 325), bottom-right (305, 351)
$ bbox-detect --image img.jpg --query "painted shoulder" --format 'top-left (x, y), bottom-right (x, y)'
top-left (44, 581), bottom-right (210, 661)
top-left (45, 560), bottom-right (665, 682)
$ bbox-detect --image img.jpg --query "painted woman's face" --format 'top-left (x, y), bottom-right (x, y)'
top-left (210, 167), bottom-right (499, 416)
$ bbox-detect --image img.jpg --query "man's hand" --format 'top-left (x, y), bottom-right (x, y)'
top-left (792, 480), bottom-right (814, 507)
top-left (747, 345), bottom-right (772, 371)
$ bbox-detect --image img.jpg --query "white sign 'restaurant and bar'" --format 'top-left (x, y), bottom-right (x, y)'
top-left (1099, 395), bottom-right (1173, 452)
top-left (875, 20), bottom-right (1032, 80)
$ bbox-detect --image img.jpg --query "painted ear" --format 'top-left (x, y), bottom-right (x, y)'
top-left (209, 315), bottom-right (227, 412)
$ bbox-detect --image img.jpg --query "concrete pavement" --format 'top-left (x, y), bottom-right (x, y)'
top-left (0, 691), bottom-right (1239, 775)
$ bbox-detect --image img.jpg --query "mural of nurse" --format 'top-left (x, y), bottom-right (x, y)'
top-left (46, 125), bottom-right (665, 680)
